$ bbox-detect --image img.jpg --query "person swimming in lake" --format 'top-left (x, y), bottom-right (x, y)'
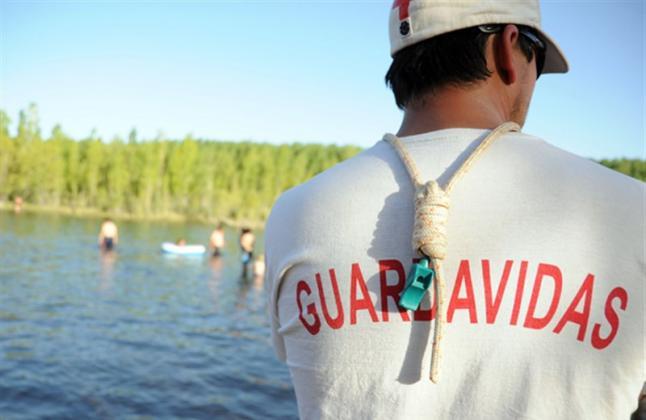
top-left (98, 218), bottom-right (118, 251)
top-left (239, 228), bottom-right (255, 276)
top-left (209, 223), bottom-right (225, 257)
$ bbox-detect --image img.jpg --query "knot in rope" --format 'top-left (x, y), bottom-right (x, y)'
top-left (383, 122), bottom-right (519, 383)
top-left (413, 180), bottom-right (450, 260)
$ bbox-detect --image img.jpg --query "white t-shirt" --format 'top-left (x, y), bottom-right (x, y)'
top-left (265, 128), bottom-right (644, 420)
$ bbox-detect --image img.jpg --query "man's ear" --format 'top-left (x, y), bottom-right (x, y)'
top-left (494, 24), bottom-right (520, 85)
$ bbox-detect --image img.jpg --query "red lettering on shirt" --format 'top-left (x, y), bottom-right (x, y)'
top-left (379, 259), bottom-right (410, 322)
top-left (447, 260), bottom-right (478, 323)
top-left (297, 280), bottom-right (321, 335)
top-left (591, 287), bottom-right (628, 350)
top-left (291, 259), bottom-right (630, 350)
top-left (412, 289), bottom-right (436, 321)
top-left (483, 259), bottom-right (513, 324)
top-left (523, 263), bottom-right (563, 329)
top-left (510, 260), bottom-right (528, 326)
top-left (316, 269), bottom-right (345, 330)
top-left (350, 262), bottom-right (379, 324)
top-left (553, 274), bottom-right (594, 341)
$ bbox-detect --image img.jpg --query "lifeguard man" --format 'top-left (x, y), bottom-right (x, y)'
top-left (265, 1), bottom-right (644, 419)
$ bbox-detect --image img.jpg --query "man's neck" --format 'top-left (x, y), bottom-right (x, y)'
top-left (396, 84), bottom-right (516, 137)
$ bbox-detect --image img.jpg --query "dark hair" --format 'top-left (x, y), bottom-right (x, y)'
top-left (385, 25), bottom-right (535, 109)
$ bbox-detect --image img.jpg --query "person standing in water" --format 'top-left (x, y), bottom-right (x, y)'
top-left (98, 218), bottom-right (118, 251)
top-left (239, 228), bottom-right (255, 276)
top-left (209, 223), bottom-right (226, 257)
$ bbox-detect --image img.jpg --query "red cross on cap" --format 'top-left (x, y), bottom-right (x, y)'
top-left (392, 0), bottom-right (411, 21)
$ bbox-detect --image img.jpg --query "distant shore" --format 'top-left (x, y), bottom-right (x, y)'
top-left (0, 202), bottom-right (266, 229)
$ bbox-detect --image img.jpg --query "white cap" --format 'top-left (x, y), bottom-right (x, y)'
top-left (389, 0), bottom-right (569, 74)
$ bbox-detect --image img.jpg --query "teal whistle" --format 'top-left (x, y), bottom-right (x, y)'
top-left (398, 257), bottom-right (435, 311)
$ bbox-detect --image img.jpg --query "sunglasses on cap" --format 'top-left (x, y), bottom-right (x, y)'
top-left (478, 24), bottom-right (546, 79)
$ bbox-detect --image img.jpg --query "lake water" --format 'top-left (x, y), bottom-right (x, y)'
top-left (0, 211), bottom-right (297, 419)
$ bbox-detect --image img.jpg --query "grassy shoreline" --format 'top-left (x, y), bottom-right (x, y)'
top-left (0, 202), bottom-right (266, 229)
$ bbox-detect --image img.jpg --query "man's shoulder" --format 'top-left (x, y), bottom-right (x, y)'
top-left (503, 132), bottom-right (643, 196)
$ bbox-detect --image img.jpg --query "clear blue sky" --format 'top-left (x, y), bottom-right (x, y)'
top-left (0, 0), bottom-right (643, 159)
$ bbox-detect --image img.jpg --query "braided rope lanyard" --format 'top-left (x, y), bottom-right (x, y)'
top-left (383, 122), bottom-right (520, 383)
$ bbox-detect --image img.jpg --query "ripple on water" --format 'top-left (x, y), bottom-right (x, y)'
top-left (0, 212), bottom-right (298, 418)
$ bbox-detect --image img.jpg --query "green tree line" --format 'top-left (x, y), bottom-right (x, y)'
top-left (0, 105), bottom-right (643, 223)
top-left (0, 105), bottom-right (360, 223)
top-left (598, 158), bottom-right (646, 182)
